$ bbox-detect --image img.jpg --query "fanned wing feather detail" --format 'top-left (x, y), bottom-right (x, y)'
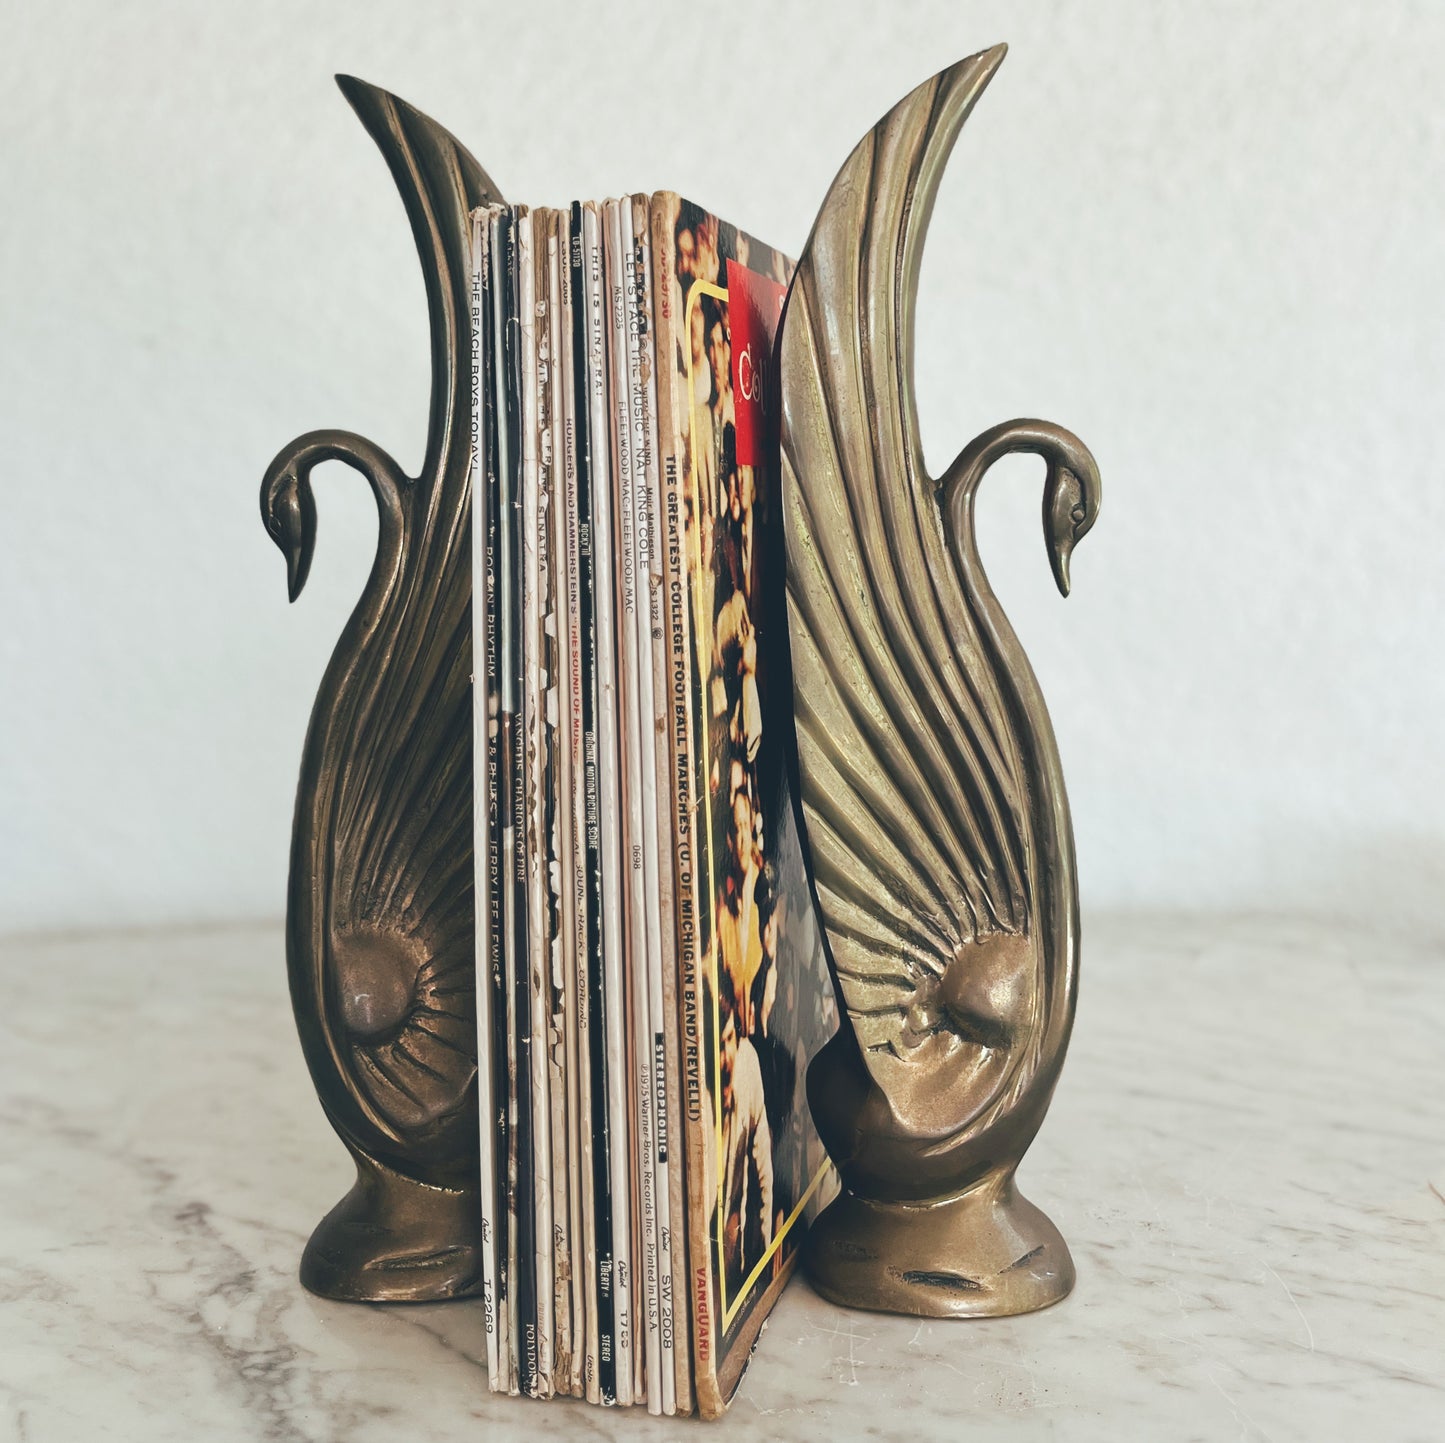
top-left (778, 48), bottom-right (1048, 1118)
top-left (281, 80), bottom-right (504, 1177)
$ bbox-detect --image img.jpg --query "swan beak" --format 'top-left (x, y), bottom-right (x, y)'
top-left (1050, 539), bottom-right (1073, 598)
top-left (285, 543), bottom-right (311, 603)
top-left (261, 471), bottom-right (317, 602)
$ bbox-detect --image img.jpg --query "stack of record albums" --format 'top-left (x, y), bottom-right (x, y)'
top-left (469, 195), bottom-right (839, 1417)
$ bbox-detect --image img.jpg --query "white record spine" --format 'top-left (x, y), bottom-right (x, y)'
top-left (558, 208), bottom-right (598, 1404)
top-left (518, 209), bottom-right (556, 1398)
top-left (585, 201), bottom-right (634, 1408)
top-left (608, 197), bottom-right (663, 1416)
top-left (627, 193), bottom-right (678, 1416)
top-left (545, 216), bottom-right (584, 1398)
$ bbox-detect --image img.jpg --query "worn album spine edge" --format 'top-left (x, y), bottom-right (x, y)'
top-left (604, 198), bottom-right (643, 1409)
top-left (625, 194), bottom-right (670, 1415)
top-left (483, 204), bottom-right (514, 1397)
top-left (646, 191), bottom-right (697, 1418)
top-left (559, 205), bottom-right (599, 1405)
top-left (622, 195), bottom-right (667, 1415)
top-left (519, 206), bottom-right (558, 1399)
top-left (499, 205), bottom-right (536, 1400)
top-left (542, 211), bottom-right (578, 1395)
top-left (650, 194), bottom-right (726, 1422)
top-left (587, 200), bottom-right (635, 1408)
top-left (469, 207), bottom-right (502, 1392)
top-left (629, 190), bottom-right (679, 1417)
top-left (608, 196), bottom-right (663, 1416)
top-left (576, 201), bottom-right (616, 1407)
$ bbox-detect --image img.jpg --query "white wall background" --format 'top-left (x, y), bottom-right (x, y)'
top-left (2, 0), bottom-right (1441, 937)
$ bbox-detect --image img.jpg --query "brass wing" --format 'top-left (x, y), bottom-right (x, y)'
top-left (262, 78), bottom-right (502, 1185)
top-left (779, 46), bottom-right (1095, 1144)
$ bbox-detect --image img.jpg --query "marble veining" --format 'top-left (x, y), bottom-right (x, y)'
top-left (1, 917), bottom-right (1441, 1440)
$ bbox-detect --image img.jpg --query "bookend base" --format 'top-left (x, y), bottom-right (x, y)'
top-left (803, 1173), bottom-right (1074, 1319)
top-left (300, 1149), bottom-right (483, 1304)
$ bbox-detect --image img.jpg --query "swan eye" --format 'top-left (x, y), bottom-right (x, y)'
top-left (1070, 504), bottom-right (1086, 524)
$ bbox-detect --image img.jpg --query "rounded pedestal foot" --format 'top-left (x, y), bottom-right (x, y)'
top-left (300, 1151), bottom-right (482, 1303)
top-left (804, 1174), bottom-right (1073, 1318)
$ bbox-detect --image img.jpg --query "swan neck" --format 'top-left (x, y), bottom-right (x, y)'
top-left (304, 431), bottom-right (404, 506)
top-left (304, 431), bottom-right (409, 563)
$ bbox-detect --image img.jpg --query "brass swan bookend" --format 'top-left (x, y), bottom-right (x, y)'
top-left (259, 78), bottom-right (502, 1302)
top-left (778, 46), bottom-right (1101, 1318)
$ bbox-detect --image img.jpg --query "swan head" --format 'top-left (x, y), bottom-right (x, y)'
top-left (1041, 431), bottom-right (1101, 598)
top-left (260, 451), bottom-right (317, 602)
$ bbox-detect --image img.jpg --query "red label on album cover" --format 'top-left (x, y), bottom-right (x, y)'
top-left (726, 259), bottom-right (785, 468)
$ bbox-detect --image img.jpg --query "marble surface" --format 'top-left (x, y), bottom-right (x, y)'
top-left (1, 916), bottom-right (1441, 1441)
